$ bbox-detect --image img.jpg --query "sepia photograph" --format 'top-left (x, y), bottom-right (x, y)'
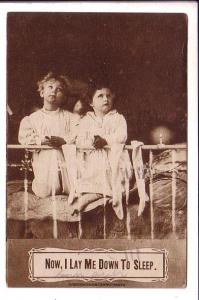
top-left (4, 6), bottom-right (194, 290)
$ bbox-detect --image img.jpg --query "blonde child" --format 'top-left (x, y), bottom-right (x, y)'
top-left (18, 72), bottom-right (78, 198)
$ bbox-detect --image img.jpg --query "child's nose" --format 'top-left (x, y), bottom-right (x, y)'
top-left (51, 88), bottom-right (56, 94)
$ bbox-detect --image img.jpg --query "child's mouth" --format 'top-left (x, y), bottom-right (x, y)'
top-left (49, 95), bottom-right (56, 100)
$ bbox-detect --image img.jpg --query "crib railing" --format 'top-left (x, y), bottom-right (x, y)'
top-left (7, 143), bottom-right (187, 239)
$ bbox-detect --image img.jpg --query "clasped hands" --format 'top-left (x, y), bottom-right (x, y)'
top-left (41, 136), bottom-right (66, 148)
top-left (42, 135), bottom-right (107, 149)
top-left (93, 135), bottom-right (107, 149)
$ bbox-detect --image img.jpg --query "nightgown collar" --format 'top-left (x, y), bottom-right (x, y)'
top-left (87, 109), bottom-right (117, 120)
top-left (41, 107), bottom-right (61, 115)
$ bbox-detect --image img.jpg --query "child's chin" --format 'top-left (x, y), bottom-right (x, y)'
top-left (47, 99), bottom-right (61, 105)
top-left (103, 107), bottom-right (111, 113)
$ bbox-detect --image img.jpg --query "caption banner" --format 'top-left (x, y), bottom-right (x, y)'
top-left (29, 248), bottom-right (168, 283)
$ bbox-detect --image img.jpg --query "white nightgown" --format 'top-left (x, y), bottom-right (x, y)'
top-left (76, 110), bottom-right (133, 197)
top-left (18, 107), bottom-right (78, 198)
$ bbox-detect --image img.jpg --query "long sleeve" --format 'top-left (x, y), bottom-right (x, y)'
top-left (18, 116), bottom-right (41, 145)
top-left (104, 114), bottom-right (127, 145)
top-left (64, 114), bottom-right (80, 144)
top-left (76, 117), bottom-right (94, 148)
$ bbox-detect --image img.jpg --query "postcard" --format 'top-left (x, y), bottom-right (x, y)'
top-left (4, 2), bottom-right (197, 294)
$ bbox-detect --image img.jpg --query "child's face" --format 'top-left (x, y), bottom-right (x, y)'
top-left (91, 88), bottom-right (114, 115)
top-left (73, 100), bottom-right (83, 115)
top-left (40, 79), bottom-right (65, 107)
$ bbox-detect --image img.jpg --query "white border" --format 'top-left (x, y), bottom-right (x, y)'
top-left (0, 1), bottom-right (198, 300)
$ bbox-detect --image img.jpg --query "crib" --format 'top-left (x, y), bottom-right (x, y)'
top-left (7, 142), bottom-right (187, 240)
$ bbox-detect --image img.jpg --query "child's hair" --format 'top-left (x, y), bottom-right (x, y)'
top-left (86, 79), bottom-right (115, 105)
top-left (37, 72), bottom-right (71, 94)
top-left (73, 99), bottom-right (90, 115)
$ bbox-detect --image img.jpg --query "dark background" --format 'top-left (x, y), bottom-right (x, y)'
top-left (7, 12), bottom-right (187, 144)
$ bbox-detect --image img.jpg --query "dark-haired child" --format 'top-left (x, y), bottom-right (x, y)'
top-left (75, 84), bottom-right (133, 219)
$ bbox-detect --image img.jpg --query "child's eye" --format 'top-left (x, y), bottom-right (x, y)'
top-left (48, 85), bottom-right (53, 89)
top-left (56, 88), bottom-right (63, 92)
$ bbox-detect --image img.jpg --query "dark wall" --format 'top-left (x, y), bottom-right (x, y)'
top-left (7, 13), bottom-right (187, 144)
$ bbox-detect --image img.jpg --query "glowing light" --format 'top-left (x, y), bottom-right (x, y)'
top-left (150, 126), bottom-right (174, 144)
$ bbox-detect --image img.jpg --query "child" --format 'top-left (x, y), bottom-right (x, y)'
top-left (74, 82), bottom-right (133, 219)
top-left (72, 98), bottom-right (90, 121)
top-left (18, 72), bottom-right (78, 198)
